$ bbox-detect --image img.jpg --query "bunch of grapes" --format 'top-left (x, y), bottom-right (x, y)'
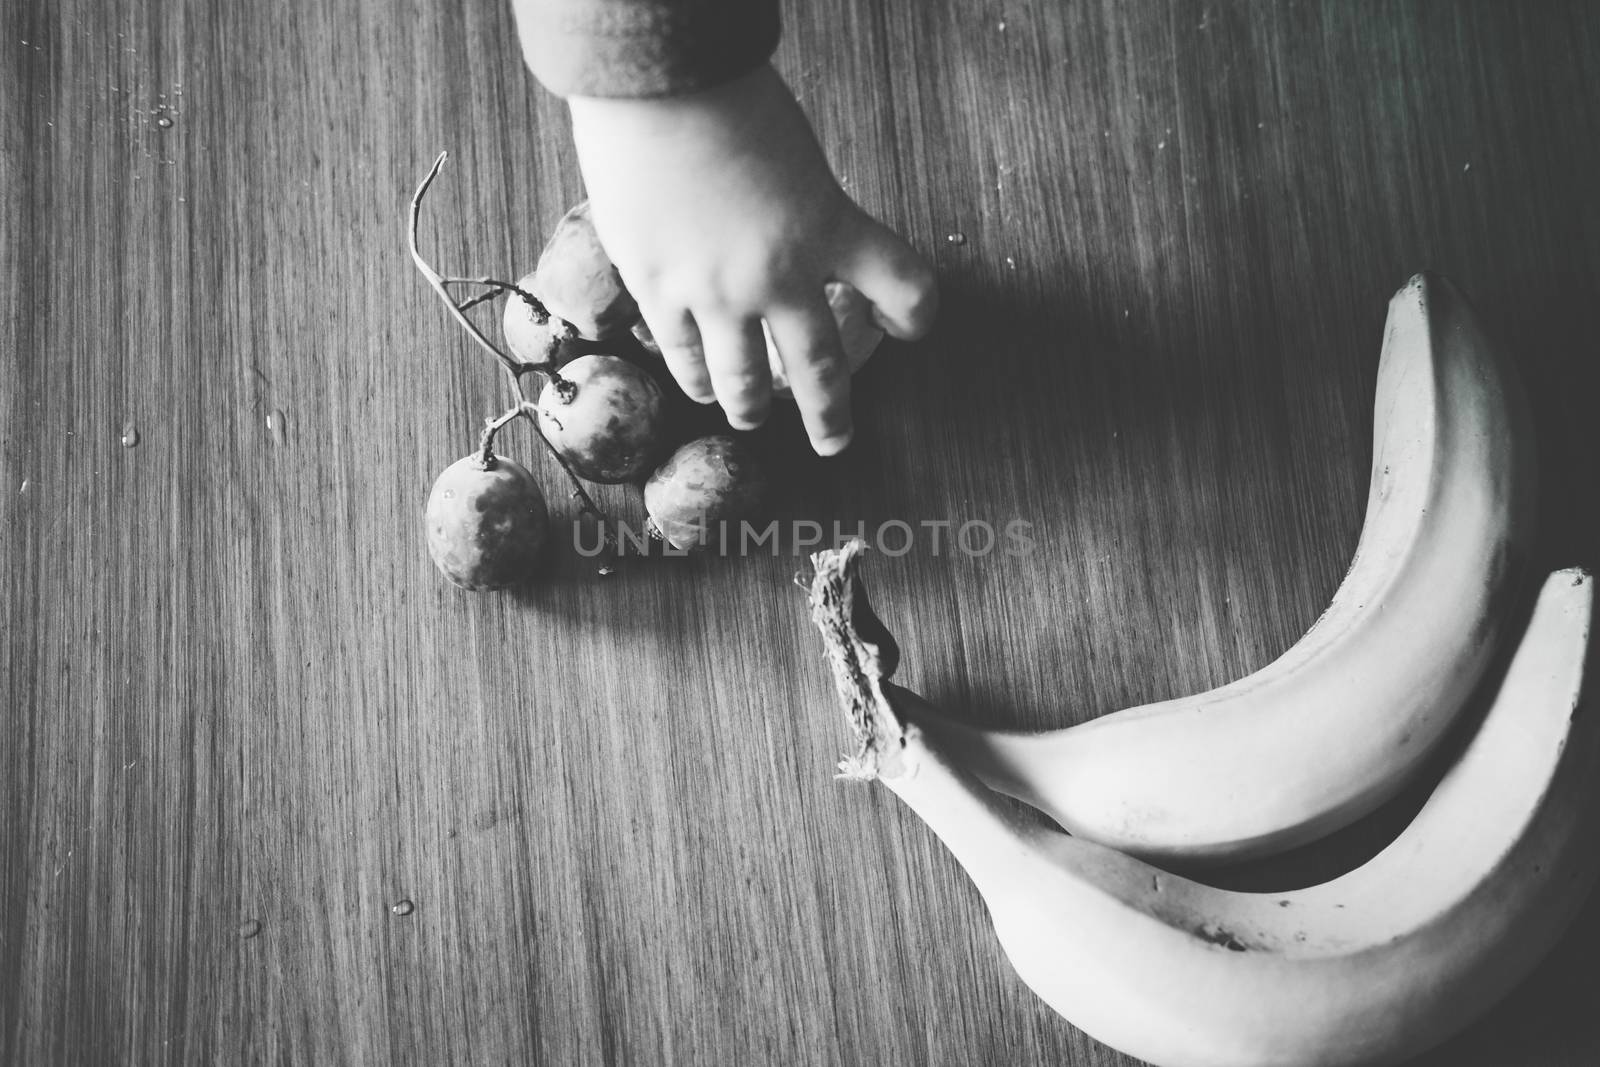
top-left (409, 154), bottom-right (879, 591)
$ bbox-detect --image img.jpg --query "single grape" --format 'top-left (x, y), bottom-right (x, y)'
top-left (538, 354), bottom-right (669, 484)
top-left (644, 435), bottom-right (767, 550)
top-left (425, 454), bottom-right (550, 591)
top-left (533, 201), bottom-right (639, 340)
top-left (502, 271), bottom-right (565, 364)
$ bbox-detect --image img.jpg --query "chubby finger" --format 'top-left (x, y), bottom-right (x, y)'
top-left (835, 219), bottom-right (939, 341)
top-left (766, 298), bottom-right (853, 456)
top-left (697, 315), bottom-right (773, 430)
top-left (638, 303), bottom-right (715, 404)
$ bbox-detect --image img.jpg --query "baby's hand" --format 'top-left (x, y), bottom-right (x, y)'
top-left (567, 64), bottom-right (937, 456)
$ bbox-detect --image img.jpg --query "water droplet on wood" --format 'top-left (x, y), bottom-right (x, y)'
top-left (120, 422), bottom-right (140, 447)
top-left (946, 232), bottom-right (966, 245)
top-left (390, 899), bottom-right (415, 917)
top-left (266, 409), bottom-right (288, 446)
top-left (239, 919), bottom-right (262, 939)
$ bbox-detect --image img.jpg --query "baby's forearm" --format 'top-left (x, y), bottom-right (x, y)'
top-left (510, 0), bottom-right (780, 99)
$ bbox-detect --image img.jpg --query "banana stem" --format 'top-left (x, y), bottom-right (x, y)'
top-left (808, 541), bottom-right (905, 776)
top-left (806, 541), bottom-right (1057, 880)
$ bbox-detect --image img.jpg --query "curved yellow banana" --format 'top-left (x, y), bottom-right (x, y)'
top-left (879, 569), bottom-right (1595, 1067)
top-left (921, 273), bottom-right (1537, 862)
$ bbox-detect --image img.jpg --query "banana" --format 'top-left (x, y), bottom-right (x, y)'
top-left (810, 548), bottom-right (1597, 1067)
top-left (918, 272), bottom-right (1536, 863)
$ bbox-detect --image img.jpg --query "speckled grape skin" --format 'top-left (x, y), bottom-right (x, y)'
top-left (502, 270), bottom-right (562, 364)
top-left (532, 201), bottom-right (639, 340)
top-left (644, 435), bottom-right (767, 550)
top-left (538, 354), bottom-right (669, 484)
top-left (425, 455), bottom-right (550, 591)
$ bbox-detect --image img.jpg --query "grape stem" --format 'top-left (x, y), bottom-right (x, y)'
top-left (475, 406), bottom-right (524, 466)
top-left (411, 151), bottom-right (619, 574)
top-left (445, 277), bottom-right (575, 339)
top-left (410, 156), bottom-right (534, 375)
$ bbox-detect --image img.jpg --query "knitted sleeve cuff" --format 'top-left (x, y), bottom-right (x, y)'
top-left (513, 0), bottom-right (781, 99)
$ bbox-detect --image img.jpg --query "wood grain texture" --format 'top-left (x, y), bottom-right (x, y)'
top-left (4, 1), bottom-right (1599, 1064)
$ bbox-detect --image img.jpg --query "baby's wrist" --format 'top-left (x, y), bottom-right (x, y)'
top-left (570, 64), bottom-right (780, 137)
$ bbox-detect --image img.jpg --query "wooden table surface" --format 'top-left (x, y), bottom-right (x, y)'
top-left (5, 1), bottom-right (1599, 1063)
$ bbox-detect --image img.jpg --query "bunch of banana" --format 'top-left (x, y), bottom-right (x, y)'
top-left (803, 276), bottom-right (1594, 1066)
top-left (915, 273), bottom-right (1537, 863)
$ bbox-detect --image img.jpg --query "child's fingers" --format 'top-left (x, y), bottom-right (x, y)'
top-left (698, 315), bottom-right (773, 430)
top-left (766, 298), bottom-right (853, 456)
top-left (834, 219), bottom-right (939, 341)
top-left (639, 303), bottom-right (716, 404)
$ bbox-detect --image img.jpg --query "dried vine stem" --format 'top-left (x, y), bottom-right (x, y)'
top-left (807, 540), bottom-right (906, 778)
top-left (450, 276), bottom-right (581, 345)
top-left (408, 154), bottom-right (581, 372)
top-left (410, 154), bottom-right (535, 376)
top-left (410, 151), bottom-right (618, 573)
top-left (475, 405), bottom-right (526, 466)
